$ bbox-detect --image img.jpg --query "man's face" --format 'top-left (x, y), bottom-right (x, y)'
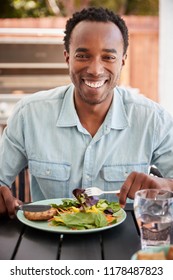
top-left (64, 21), bottom-right (126, 106)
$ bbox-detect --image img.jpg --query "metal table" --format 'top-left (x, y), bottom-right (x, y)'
top-left (0, 204), bottom-right (141, 260)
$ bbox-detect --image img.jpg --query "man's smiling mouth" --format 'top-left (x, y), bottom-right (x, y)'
top-left (84, 80), bottom-right (106, 88)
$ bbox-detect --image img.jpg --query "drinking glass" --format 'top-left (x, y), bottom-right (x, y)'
top-left (134, 189), bottom-right (173, 249)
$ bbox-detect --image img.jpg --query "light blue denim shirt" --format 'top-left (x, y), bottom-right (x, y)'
top-left (1, 84), bottom-right (173, 201)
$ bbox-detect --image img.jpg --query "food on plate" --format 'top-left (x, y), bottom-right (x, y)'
top-left (167, 246), bottom-right (173, 260)
top-left (23, 188), bottom-right (122, 230)
top-left (137, 251), bottom-right (166, 260)
top-left (48, 189), bottom-right (121, 230)
top-left (24, 207), bottom-right (57, 221)
top-left (136, 246), bottom-right (173, 260)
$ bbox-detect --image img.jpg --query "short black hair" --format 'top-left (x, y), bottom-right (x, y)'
top-left (64, 7), bottom-right (129, 55)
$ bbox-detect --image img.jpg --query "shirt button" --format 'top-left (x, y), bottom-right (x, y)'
top-left (46, 169), bottom-right (51, 175)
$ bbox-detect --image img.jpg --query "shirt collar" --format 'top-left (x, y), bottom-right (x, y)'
top-left (109, 87), bottom-right (129, 130)
top-left (56, 84), bottom-right (78, 127)
top-left (56, 85), bottom-right (129, 130)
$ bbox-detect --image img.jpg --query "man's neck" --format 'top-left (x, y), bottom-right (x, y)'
top-left (74, 98), bottom-right (112, 137)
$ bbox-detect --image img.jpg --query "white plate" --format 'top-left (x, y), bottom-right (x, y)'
top-left (17, 198), bottom-right (127, 234)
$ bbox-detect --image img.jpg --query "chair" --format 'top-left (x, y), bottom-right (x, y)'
top-left (149, 166), bottom-right (163, 178)
top-left (12, 167), bottom-right (31, 202)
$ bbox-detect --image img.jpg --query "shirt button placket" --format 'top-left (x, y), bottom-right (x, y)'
top-left (82, 144), bottom-right (93, 188)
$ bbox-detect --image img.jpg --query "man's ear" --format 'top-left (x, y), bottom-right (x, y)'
top-left (122, 53), bottom-right (127, 66)
top-left (64, 50), bottom-right (69, 64)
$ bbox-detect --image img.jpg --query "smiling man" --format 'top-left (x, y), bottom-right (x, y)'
top-left (1, 7), bottom-right (173, 218)
top-left (64, 19), bottom-right (127, 136)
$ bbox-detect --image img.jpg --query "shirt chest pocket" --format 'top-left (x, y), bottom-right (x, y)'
top-left (102, 163), bottom-right (149, 182)
top-left (29, 160), bottom-right (71, 181)
top-left (29, 160), bottom-right (71, 198)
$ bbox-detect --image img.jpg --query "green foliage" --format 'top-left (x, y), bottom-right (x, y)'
top-left (126, 0), bottom-right (159, 15)
top-left (0, 0), bottom-right (53, 18)
top-left (90, 0), bottom-right (127, 13)
top-left (0, 0), bottom-right (159, 18)
top-left (90, 0), bottom-right (158, 15)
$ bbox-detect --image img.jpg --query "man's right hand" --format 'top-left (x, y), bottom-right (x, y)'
top-left (0, 186), bottom-right (22, 218)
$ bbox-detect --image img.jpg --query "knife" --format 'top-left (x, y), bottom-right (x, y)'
top-left (16, 204), bottom-right (51, 212)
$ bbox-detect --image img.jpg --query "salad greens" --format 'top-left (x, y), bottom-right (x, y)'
top-left (51, 212), bottom-right (109, 230)
top-left (72, 188), bottom-right (99, 210)
top-left (49, 188), bottom-right (121, 230)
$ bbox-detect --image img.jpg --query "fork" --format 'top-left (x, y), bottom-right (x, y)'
top-left (85, 187), bottom-right (120, 197)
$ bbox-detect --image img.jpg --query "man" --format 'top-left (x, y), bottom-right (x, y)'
top-left (0, 7), bottom-right (173, 218)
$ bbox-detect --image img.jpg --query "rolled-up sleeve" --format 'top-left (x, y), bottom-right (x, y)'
top-left (0, 101), bottom-right (28, 187)
top-left (151, 108), bottom-right (173, 178)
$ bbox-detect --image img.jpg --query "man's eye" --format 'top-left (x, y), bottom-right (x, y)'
top-left (103, 56), bottom-right (117, 61)
top-left (75, 54), bottom-right (89, 59)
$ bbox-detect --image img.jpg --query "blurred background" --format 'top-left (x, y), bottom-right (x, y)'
top-left (0, 0), bottom-right (159, 18)
top-left (0, 0), bottom-right (173, 131)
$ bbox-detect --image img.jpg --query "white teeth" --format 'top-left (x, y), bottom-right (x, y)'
top-left (84, 80), bottom-right (105, 88)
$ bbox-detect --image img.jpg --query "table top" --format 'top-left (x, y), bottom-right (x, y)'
top-left (0, 204), bottom-right (141, 260)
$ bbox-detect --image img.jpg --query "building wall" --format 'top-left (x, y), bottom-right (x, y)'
top-left (159, 0), bottom-right (173, 116)
top-left (122, 16), bottom-right (158, 101)
top-left (0, 16), bottom-right (159, 102)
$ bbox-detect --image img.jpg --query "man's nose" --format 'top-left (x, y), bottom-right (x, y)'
top-left (86, 58), bottom-right (104, 76)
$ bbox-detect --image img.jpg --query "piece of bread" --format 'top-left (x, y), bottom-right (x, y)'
top-left (24, 207), bottom-right (57, 221)
top-left (137, 251), bottom-right (166, 260)
top-left (167, 246), bottom-right (173, 260)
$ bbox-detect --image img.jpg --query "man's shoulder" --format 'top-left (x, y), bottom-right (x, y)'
top-left (116, 86), bottom-right (163, 111)
top-left (116, 86), bottom-right (173, 124)
top-left (21, 84), bottom-right (73, 105)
